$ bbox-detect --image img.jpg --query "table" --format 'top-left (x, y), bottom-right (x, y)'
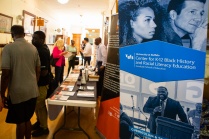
top-left (47, 74), bottom-right (97, 139)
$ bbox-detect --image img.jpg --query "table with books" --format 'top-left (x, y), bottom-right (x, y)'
top-left (47, 67), bottom-right (98, 139)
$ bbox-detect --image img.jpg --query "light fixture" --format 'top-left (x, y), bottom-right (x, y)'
top-left (57, 0), bottom-right (69, 4)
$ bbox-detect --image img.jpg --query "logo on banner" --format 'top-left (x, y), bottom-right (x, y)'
top-left (120, 40), bottom-right (206, 82)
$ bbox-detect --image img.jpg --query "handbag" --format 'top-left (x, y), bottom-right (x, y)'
top-left (50, 54), bottom-right (59, 67)
top-left (74, 57), bottom-right (79, 65)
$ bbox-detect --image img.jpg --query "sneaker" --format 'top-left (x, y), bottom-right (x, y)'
top-left (32, 127), bottom-right (49, 137)
top-left (32, 121), bottom-right (40, 131)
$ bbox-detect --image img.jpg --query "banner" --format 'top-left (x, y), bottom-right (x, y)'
top-left (119, 0), bottom-right (208, 139)
top-left (96, 14), bottom-right (120, 139)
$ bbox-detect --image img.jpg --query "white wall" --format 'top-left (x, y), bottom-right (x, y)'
top-left (0, 0), bottom-right (61, 44)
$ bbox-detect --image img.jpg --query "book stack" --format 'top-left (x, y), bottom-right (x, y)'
top-left (88, 75), bottom-right (99, 81)
top-left (77, 91), bottom-right (94, 98)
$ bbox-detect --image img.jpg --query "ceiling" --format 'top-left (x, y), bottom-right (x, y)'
top-left (35, 0), bottom-right (110, 28)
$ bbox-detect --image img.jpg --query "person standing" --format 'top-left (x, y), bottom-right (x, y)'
top-left (81, 37), bottom-right (92, 66)
top-left (80, 40), bottom-right (85, 65)
top-left (66, 40), bottom-right (77, 75)
top-left (0, 25), bottom-right (40, 139)
top-left (94, 37), bottom-right (107, 97)
top-left (143, 86), bottom-right (188, 134)
top-left (52, 39), bottom-right (68, 88)
top-left (31, 31), bottom-right (50, 137)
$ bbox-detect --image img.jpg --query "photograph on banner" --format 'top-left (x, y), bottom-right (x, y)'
top-left (119, 0), bottom-right (208, 139)
top-left (120, 71), bottom-right (203, 139)
top-left (119, 0), bottom-right (208, 52)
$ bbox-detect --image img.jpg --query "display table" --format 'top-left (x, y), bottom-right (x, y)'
top-left (47, 71), bottom-right (97, 139)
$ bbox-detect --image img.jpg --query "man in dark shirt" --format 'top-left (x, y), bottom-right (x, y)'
top-left (31, 31), bottom-right (50, 137)
top-left (143, 86), bottom-right (188, 134)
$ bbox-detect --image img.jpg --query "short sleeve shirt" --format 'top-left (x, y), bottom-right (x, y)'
top-left (1, 38), bottom-right (40, 104)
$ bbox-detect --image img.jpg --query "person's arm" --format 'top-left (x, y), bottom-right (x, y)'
top-left (0, 45), bottom-right (10, 111)
top-left (0, 69), bottom-right (10, 111)
top-left (36, 53), bottom-right (41, 82)
top-left (177, 101), bottom-right (189, 123)
top-left (100, 44), bottom-right (107, 69)
top-left (36, 66), bottom-right (41, 83)
top-left (143, 97), bottom-right (155, 114)
top-left (52, 47), bottom-right (67, 58)
top-left (39, 49), bottom-right (49, 77)
top-left (190, 18), bottom-right (208, 51)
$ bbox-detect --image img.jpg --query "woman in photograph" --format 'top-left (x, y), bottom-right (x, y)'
top-left (52, 39), bottom-right (68, 87)
top-left (119, 0), bottom-right (165, 47)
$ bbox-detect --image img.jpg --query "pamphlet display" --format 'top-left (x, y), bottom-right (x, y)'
top-left (119, 0), bottom-right (208, 139)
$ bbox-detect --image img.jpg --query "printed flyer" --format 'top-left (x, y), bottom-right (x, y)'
top-left (119, 0), bottom-right (208, 139)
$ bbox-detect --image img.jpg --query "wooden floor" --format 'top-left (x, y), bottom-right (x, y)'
top-left (0, 104), bottom-right (102, 139)
top-left (0, 59), bottom-right (102, 139)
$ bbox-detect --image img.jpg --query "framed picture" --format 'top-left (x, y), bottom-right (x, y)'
top-left (39, 19), bottom-right (48, 34)
top-left (0, 13), bottom-right (13, 33)
top-left (22, 10), bottom-right (36, 34)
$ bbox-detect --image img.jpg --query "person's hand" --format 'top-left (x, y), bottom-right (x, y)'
top-left (153, 106), bottom-right (162, 115)
top-left (61, 51), bottom-right (68, 56)
top-left (0, 97), bottom-right (4, 112)
top-left (100, 65), bottom-right (105, 70)
top-left (190, 18), bottom-right (208, 51)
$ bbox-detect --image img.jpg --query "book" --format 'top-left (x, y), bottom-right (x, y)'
top-left (50, 94), bottom-right (69, 101)
top-left (87, 86), bottom-right (94, 90)
top-left (62, 81), bottom-right (76, 86)
top-left (89, 75), bottom-right (99, 81)
top-left (59, 91), bottom-right (75, 96)
top-left (89, 78), bottom-right (99, 81)
top-left (62, 86), bottom-right (74, 91)
top-left (89, 75), bottom-right (99, 78)
top-left (77, 91), bottom-right (94, 98)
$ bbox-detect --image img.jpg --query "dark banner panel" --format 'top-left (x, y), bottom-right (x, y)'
top-left (96, 14), bottom-right (120, 139)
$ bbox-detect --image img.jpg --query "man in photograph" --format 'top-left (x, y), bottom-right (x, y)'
top-left (143, 86), bottom-right (188, 134)
top-left (161, 0), bottom-right (207, 51)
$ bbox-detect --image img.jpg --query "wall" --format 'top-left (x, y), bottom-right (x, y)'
top-left (0, 0), bottom-right (61, 44)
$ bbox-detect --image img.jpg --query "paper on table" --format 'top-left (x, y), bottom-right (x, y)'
top-left (51, 94), bottom-right (69, 101)
top-left (64, 52), bottom-right (72, 58)
top-left (87, 86), bottom-right (94, 90)
top-left (62, 86), bottom-right (74, 91)
top-left (77, 91), bottom-right (94, 98)
top-left (59, 91), bottom-right (75, 96)
top-left (59, 95), bottom-right (69, 100)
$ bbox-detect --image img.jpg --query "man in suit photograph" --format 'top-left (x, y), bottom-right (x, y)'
top-left (143, 86), bottom-right (188, 134)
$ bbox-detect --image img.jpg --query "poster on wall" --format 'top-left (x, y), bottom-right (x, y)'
top-left (119, 0), bottom-right (208, 139)
top-left (96, 14), bottom-right (120, 139)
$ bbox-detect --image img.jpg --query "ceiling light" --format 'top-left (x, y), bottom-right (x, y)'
top-left (57, 0), bottom-right (69, 4)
